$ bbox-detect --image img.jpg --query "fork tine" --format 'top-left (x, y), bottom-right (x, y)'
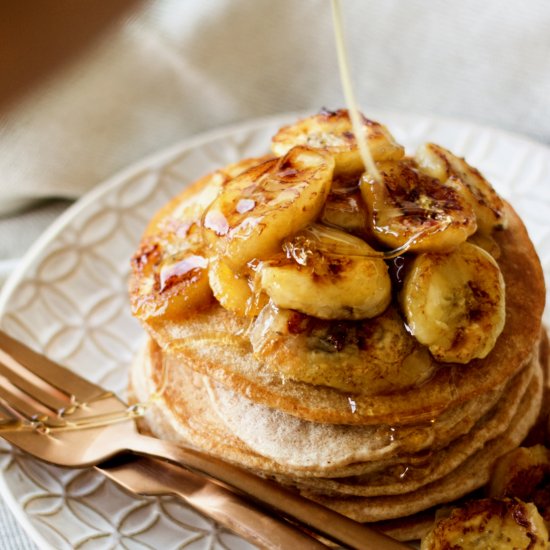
top-left (0, 374), bottom-right (60, 422)
top-left (0, 330), bottom-right (105, 402)
top-left (0, 396), bottom-right (42, 434)
top-left (0, 401), bottom-right (21, 424)
top-left (0, 352), bottom-right (71, 412)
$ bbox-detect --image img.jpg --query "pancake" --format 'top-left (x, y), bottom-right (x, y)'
top-left (131, 338), bottom-right (306, 474)
top-left (302, 358), bottom-right (543, 521)
top-left (144, 340), bottom-right (511, 473)
top-left (205, 383), bottom-right (496, 474)
top-left (208, 356), bottom-right (536, 490)
top-left (132, 337), bottom-right (533, 477)
top-left (272, 356), bottom-right (540, 496)
top-left (132, 335), bottom-right (544, 515)
top-left (144, 203), bottom-right (544, 426)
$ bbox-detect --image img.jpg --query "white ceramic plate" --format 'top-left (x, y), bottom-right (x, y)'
top-left (1, 112), bottom-right (549, 550)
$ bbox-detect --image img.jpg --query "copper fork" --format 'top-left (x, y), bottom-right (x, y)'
top-left (0, 329), bottom-right (409, 550)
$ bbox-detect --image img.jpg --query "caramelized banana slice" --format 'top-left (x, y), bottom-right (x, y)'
top-left (489, 446), bottom-right (550, 521)
top-left (130, 171), bottom-right (223, 320)
top-left (131, 240), bottom-right (211, 320)
top-left (467, 231), bottom-right (501, 260)
top-left (416, 143), bottom-right (506, 233)
top-left (258, 225), bottom-right (391, 320)
top-left (360, 160), bottom-right (477, 253)
top-left (271, 109), bottom-right (404, 176)
top-left (320, 189), bottom-right (370, 236)
top-left (249, 304), bottom-right (436, 394)
top-left (131, 156), bottom-right (271, 321)
top-left (144, 156), bottom-right (273, 239)
top-left (401, 242), bottom-right (505, 363)
top-left (421, 498), bottom-right (549, 550)
top-left (203, 146), bottom-right (334, 269)
top-left (208, 257), bottom-right (267, 317)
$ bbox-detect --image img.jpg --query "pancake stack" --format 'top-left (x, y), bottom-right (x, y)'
top-left (129, 110), bottom-right (546, 540)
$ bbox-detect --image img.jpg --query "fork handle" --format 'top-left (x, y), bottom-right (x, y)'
top-left (125, 433), bottom-right (409, 550)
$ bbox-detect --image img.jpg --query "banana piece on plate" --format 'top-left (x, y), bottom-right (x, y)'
top-left (416, 143), bottom-right (507, 234)
top-left (258, 225), bottom-right (391, 320)
top-left (488, 445), bottom-right (550, 521)
top-left (271, 109), bottom-right (404, 177)
top-left (421, 498), bottom-right (549, 550)
top-left (360, 159), bottom-right (478, 253)
top-left (401, 241), bottom-right (505, 363)
top-left (203, 146), bottom-right (334, 269)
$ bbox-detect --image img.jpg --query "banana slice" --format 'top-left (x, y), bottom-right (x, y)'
top-left (421, 498), bottom-right (549, 550)
top-left (130, 156), bottom-right (272, 321)
top-left (130, 234), bottom-right (212, 320)
top-left (130, 172), bottom-right (222, 321)
top-left (258, 225), bottom-right (391, 320)
top-left (489, 446), bottom-right (550, 520)
top-left (249, 303), bottom-right (436, 394)
top-left (360, 159), bottom-right (478, 253)
top-left (144, 155), bottom-right (273, 239)
top-left (144, 173), bottom-right (224, 240)
top-left (208, 257), bottom-right (267, 317)
top-left (416, 143), bottom-right (506, 233)
top-left (271, 109), bottom-right (404, 176)
top-left (203, 146), bottom-right (334, 269)
top-left (400, 241), bottom-right (505, 363)
top-left (467, 231), bottom-right (501, 260)
top-left (320, 189), bottom-right (369, 236)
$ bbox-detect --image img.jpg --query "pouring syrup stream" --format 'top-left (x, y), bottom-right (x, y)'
top-left (331, 0), bottom-right (381, 183)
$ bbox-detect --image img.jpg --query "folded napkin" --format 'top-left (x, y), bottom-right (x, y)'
top-left (1, 0), bottom-right (549, 216)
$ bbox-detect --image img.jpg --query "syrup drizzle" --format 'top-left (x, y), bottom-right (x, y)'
top-left (0, 391), bottom-right (130, 435)
top-left (285, 221), bottom-right (451, 263)
top-left (330, 0), bottom-right (450, 251)
top-left (331, 0), bottom-right (381, 183)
